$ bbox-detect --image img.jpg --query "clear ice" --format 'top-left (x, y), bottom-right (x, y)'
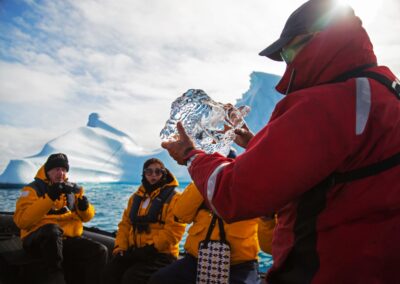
top-left (160, 89), bottom-right (250, 156)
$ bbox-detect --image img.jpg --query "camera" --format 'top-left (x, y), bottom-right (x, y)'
top-left (54, 182), bottom-right (77, 194)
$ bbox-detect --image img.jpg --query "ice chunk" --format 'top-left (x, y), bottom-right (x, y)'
top-left (160, 89), bottom-right (250, 156)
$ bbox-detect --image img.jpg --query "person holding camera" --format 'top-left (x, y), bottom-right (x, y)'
top-left (14, 153), bottom-right (108, 284)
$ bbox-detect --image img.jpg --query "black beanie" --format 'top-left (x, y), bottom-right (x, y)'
top-left (45, 153), bottom-right (69, 173)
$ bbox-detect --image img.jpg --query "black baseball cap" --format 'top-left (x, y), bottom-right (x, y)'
top-left (259, 0), bottom-right (352, 61)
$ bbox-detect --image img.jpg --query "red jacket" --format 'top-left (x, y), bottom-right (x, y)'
top-left (188, 14), bottom-right (400, 283)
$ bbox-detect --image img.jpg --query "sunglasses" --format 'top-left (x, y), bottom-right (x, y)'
top-left (143, 168), bottom-right (165, 176)
top-left (280, 34), bottom-right (314, 64)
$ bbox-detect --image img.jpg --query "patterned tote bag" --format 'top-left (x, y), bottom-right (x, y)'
top-left (196, 214), bottom-right (231, 284)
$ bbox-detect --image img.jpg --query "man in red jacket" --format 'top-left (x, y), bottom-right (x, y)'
top-left (162, 0), bottom-right (400, 283)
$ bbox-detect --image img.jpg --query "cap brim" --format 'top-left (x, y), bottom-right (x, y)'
top-left (258, 36), bottom-right (292, 61)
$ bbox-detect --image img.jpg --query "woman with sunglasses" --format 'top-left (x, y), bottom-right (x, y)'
top-left (102, 158), bottom-right (186, 284)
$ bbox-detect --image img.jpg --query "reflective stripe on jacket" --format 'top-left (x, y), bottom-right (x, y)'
top-left (14, 166), bottom-right (95, 239)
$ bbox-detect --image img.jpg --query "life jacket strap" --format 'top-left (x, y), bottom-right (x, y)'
top-left (129, 186), bottom-right (176, 229)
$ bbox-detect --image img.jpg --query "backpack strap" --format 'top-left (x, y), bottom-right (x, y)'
top-left (357, 71), bottom-right (400, 100)
top-left (332, 152), bottom-right (400, 185)
top-left (327, 66), bottom-right (400, 181)
top-left (330, 64), bottom-right (400, 100)
top-left (276, 151), bottom-right (400, 283)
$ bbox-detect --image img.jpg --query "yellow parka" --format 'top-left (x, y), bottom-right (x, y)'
top-left (257, 216), bottom-right (276, 254)
top-left (173, 182), bottom-right (260, 265)
top-left (113, 173), bottom-right (186, 258)
top-left (14, 166), bottom-right (95, 239)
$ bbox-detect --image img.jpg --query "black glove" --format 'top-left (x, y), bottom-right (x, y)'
top-left (77, 196), bottom-right (89, 211)
top-left (129, 245), bottom-right (157, 261)
top-left (111, 250), bottom-right (125, 262)
top-left (61, 182), bottom-right (77, 194)
top-left (47, 183), bottom-right (64, 201)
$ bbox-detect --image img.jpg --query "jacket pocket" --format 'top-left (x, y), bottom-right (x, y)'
top-left (226, 221), bottom-right (257, 239)
top-left (185, 224), bottom-right (208, 258)
top-left (225, 221), bottom-right (259, 262)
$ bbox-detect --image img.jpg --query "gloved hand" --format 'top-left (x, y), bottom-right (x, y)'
top-left (61, 182), bottom-right (77, 194)
top-left (129, 245), bottom-right (157, 261)
top-left (77, 196), bottom-right (89, 211)
top-left (111, 250), bottom-right (126, 262)
top-left (47, 183), bottom-right (64, 201)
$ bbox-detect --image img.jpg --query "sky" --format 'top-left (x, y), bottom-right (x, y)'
top-left (0, 0), bottom-right (399, 172)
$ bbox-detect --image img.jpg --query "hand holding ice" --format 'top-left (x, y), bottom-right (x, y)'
top-left (160, 89), bottom-right (250, 156)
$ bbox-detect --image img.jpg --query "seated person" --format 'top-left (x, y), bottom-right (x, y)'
top-left (149, 181), bottom-right (261, 284)
top-left (102, 158), bottom-right (186, 284)
top-left (13, 153), bottom-right (108, 284)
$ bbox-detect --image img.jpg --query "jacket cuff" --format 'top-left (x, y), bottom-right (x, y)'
top-left (184, 149), bottom-right (204, 167)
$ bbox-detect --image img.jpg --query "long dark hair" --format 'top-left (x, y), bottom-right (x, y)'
top-left (141, 158), bottom-right (170, 193)
top-left (142, 158), bottom-right (165, 171)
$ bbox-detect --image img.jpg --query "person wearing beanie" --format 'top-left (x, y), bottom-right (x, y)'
top-left (14, 153), bottom-right (108, 284)
top-left (162, 0), bottom-right (400, 283)
top-left (102, 158), bottom-right (186, 284)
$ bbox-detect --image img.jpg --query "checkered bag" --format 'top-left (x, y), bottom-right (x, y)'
top-left (196, 214), bottom-right (230, 284)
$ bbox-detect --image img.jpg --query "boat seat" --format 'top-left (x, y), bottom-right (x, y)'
top-left (0, 234), bottom-right (46, 284)
top-left (0, 234), bottom-right (44, 265)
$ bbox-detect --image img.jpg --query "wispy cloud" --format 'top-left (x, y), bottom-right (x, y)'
top-left (0, 0), bottom-right (399, 171)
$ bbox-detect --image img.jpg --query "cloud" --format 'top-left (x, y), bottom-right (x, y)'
top-left (356, 0), bottom-right (400, 77)
top-left (0, 0), bottom-right (399, 172)
top-left (0, 61), bottom-right (75, 103)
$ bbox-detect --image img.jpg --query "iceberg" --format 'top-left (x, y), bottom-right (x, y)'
top-left (0, 113), bottom-right (190, 184)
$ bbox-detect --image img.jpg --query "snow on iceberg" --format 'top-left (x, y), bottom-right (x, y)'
top-left (0, 113), bottom-right (190, 184)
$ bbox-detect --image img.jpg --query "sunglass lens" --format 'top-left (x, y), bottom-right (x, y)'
top-left (144, 168), bottom-right (164, 176)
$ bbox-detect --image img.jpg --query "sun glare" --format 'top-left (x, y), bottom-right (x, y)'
top-left (336, 0), bottom-right (382, 24)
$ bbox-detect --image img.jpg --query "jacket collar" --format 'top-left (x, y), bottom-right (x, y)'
top-left (35, 166), bottom-right (50, 184)
top-left (35, 165), bottom-right (69, 185)
top-left (137, 170), bottom-right (179, 198)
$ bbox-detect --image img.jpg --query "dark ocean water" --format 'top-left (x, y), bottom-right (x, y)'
top-left (0, 182), bottom-right (273, 272)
